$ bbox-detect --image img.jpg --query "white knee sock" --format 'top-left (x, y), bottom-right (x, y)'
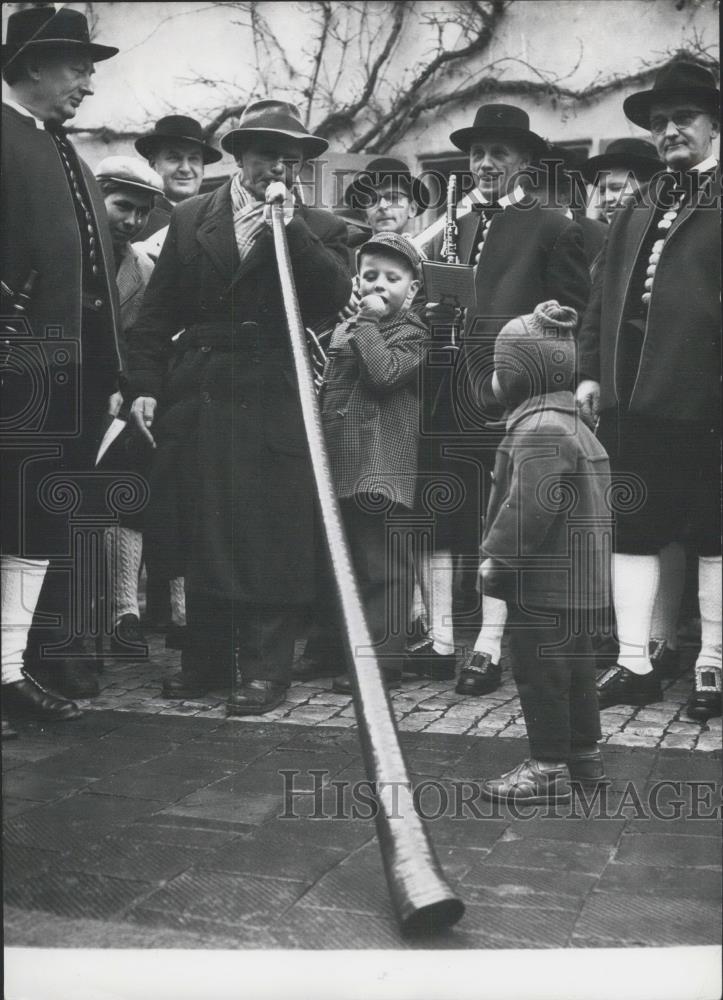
top-left (696, 556), bottom-right (722, 671)
top-left (170, 576), bottom-right (187, 627)
top-left (474, 595), bottom-right (507, 664)
top-left (650, 542), bottom-right (686, 650)
top-left (105, 526), bottom-right (143, 623)
top-left (417, 548), bottom-right (455, 655)
top-left (1, 556), bottom-right (48, 685)
top-left (613, 553), bottom-right (660, 674)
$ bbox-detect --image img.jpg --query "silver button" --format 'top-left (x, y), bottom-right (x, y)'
top-left (93, 298), bottom-right (103, 308)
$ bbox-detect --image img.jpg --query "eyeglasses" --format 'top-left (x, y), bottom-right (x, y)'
top-left (648, 110), bottom-right (704, 135)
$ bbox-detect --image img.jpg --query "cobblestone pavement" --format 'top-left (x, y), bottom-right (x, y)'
top-left (75, 629), bottom-right (722, 752)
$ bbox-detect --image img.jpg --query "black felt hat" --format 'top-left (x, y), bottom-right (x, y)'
top-left (449, 104), bottom-right (548, 158)
top-left (623, 61), bottom-right (719, 130)
top-left (135, 115), bottom-right (222, 165)
top-left (580, 138), bottom-right (662, 183)
top-left (344, 157), bottom-right (432, 210)
top-left (2, 6), bottom-right (118, 65)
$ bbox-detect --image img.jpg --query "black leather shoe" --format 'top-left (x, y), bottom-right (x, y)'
top-left (685, 667), bottom-right (722, 722)
top-left (404, 618), bottom-right (429, 654)
top-left (480, 759), bottom-right (571, 804)
top-left (405, 641), bottom-right (456, 680)
top-left (455, 649), bottom-right (501, 695)
top-left (568, 747), bottom-right (606, 785)
top-left (110, 614), bottom-right (148, 658)
top-left (649, 639), bottom-right (681, 679)
top-left (3, 672), bottom-right (82, 721)
top-left (226, 680), bottom-right (288, 716)
top-left (2, 717), bottom-right (18, 739)
top-left (290, 654), bottom-right (340, 682)
top-left (331, 671), bottom-right (401, 694)
top-left (597, 664), bottom-right (662, 709)
top-left (27, 660), bottom-right (100, 699)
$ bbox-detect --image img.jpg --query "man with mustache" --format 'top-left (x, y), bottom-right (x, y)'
top-left (416, 104), bottom-right (590, 697)
top-left (577, 62), bottom-right (721, 722)
top-left (1, 7), bottom-right (122, 734)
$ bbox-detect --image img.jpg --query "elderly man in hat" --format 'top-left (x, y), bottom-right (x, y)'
top-left (414, 104), bottom-right (590, 698)
top-left (126, 99), bottom-right (351, 715)
top-left (577, 61), bottom-right (721, 722)
top-left (133, 114), bottom-right (222, 252)
top-left (1, 6), bottom-right (123, 735)
top-left (581, 137), bottom-right (662, 225)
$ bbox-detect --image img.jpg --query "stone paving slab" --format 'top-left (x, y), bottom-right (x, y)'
top-left (62, 629), bottom-right (723, 752)
top-left (3, 708), bottom-right (721, 952)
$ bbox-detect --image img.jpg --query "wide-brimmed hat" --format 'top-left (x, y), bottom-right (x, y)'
top-left (94, 156), bottom-right (164, 197)
top-left (357, 231), bottom-right (423, 276)
top-left (221, 100), bottom-right (328, 160)
top-left (581, 138), bottom-right (662, 184)
top-left (450, 104), bottom-right (548, 158)
top-left (2, 6), bottom-right (118, 65)
top-left (344, 157), bottom-right (432, 210)
top-left (135, 115), bottom-right (222, 165)
top-left (623, 60), bottom-right (720, 130)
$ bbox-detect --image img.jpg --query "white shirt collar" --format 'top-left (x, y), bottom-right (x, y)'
top-left (3, 97), bottom-right (44, 129)
top-left (469, 183), bottom-right (526, 209)
top-left (667, 155), bottom-right (718, 174)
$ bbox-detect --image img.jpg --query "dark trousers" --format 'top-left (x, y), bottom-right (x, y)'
top-left (306, 496), bottom-right (414, 676)
top-left (185, 590), bottom-right (300, 685)
top-left (507, 603), bottom-right (602, 760)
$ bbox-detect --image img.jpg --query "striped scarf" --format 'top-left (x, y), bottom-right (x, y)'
top-left (230, 172), bottom-right (266, 262)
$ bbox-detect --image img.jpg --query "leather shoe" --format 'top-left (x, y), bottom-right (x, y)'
top-left (226, 680), bottom-right (288, 716)
top-left (480, 759), bottom-right (571, 804)
top-left (3, 672), bottom-right (82, 721)
top-left (455, 649), bottom-right (501, 695)
top-left (2, 717), bottom-right (18, 739)
top-left (332, 671), bottom-right (401, 694)
top-left (27, 660), bottom-right (99, 699)
top-left (405, 641), bottom-right (456, 680)
top-left (649, 639), bottom-right (681, 678)
top-left (110, 614), bottom-right (147, 657)
top-left (685, 667), bottom-right (722, 722)
top-left (162, 645), bottom-right (230, 699)
top-left (597, 664), bottom-right (662, 709)
top-left (291, 654), bottom-right (340, 682)
top-left (568, 747), bottom-right (606, 785)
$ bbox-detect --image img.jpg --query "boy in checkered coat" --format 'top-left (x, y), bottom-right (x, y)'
top-left (311, 232), bottom-right (427, 690)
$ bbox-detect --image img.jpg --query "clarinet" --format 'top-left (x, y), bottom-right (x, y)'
top-left (441, 174), bottom-right (460, 349)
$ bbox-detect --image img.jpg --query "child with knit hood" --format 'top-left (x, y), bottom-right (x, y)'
top-left (296, 232), bottom-right (427, 690)
top-left (479, 300), bottom-right (612, 804)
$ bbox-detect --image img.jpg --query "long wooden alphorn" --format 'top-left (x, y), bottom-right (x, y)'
top-left (269, 198), bottom-right (464, 936)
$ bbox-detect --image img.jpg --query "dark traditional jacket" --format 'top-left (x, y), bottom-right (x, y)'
top-left (1, 103), bottom-right (122, 554)
top-left (321, 307), bottom-right (427, 509)
top-left (482, 391), bottom-right (612, 610)
top-left (578, 167), bottom-right (720, 424)
top-left (126, 179), bottom-right (351, 604)
top-left (133, 198), bottom-right (173, 244)
top-left (427, 194), bottom-right (590, 429)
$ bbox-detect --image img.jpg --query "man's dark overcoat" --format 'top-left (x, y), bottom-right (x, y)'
top-left (126, 179), bottom-right (351, 607)
top-left (578, 169), bottom-right (720, 425)
top-left (1, 104), bottom-right (122, 555)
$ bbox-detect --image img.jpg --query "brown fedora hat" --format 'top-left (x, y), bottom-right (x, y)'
top-left (221, 100), bottom-right (328, 160)
top-left (2, 7), bottom-right (118, 65)
top-left (450, 104), bottom-right (548, 157)
top-left (135, 115), bottom-right (222, 165)
top-left (623, 60), bottom-right (720, 129)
